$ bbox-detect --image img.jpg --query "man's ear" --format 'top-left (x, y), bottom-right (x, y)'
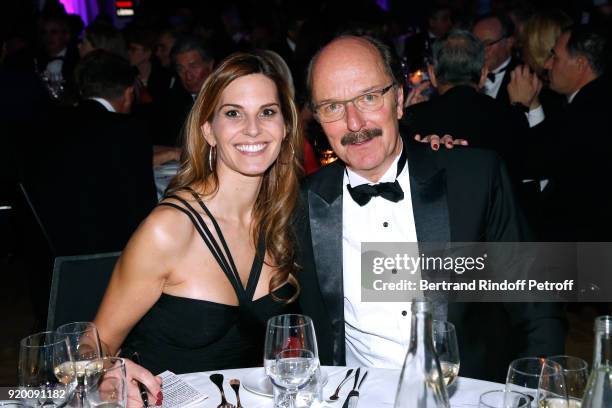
top-left (478, 67), bottom-right (489, 89)
top-left (201, 122), bottom-right (215, 146)
top-left (395, 85), bottom-right (404, 120)
top-left (428, 64), bottom-right (438, 88)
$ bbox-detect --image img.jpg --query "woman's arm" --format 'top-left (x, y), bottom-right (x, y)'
top-left (94, 205), bottom-right (192, 354)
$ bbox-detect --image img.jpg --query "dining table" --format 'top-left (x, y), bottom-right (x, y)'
top-left (180, 366), bottom-right (502, 407)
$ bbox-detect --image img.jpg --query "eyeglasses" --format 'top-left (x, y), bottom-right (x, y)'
top-left (482, 36), bottom-right (507, 48)
top-left (313, 84), bottom-right (395, 123)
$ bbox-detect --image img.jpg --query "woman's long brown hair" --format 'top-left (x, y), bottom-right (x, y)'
top-left (168, 52), bottom-right (303, 302)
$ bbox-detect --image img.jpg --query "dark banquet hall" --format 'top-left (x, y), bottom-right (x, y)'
top-left (1, 0), bottom-right (612, 407)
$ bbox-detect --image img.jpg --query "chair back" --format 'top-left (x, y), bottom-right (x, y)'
top-left (47, 252), bottom-right (120, 331)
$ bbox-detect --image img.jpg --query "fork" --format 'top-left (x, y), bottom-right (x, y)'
top-left (326, 368), bottom-right (354, 402)
top-left (341, 369), bottom-right (368, 408)
top-left (209, 373), bottom-right (235, 408)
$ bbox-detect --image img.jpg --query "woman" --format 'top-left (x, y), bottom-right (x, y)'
top-left (94, 51), bottom-right (302, 404)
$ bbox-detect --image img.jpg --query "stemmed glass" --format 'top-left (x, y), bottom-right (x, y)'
top-left (55, 322), bottom-right (103, 406)
top-left (264, 314), bottom-right (320, 408)
top-left (548, 355), bottom-right (589, 406)
top-left (432, 320), bottom-right (460, 387)
top-left (18, 331), bottom-right (77, 407)
top-left (84, 357), bottom-right (127, 408)
top-left (505, 358), bottom-right (568, 407)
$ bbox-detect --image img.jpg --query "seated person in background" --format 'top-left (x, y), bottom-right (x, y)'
top-left (404, 30), bottom-right (530, 192)
top-left (152, 36), bottom-right (215, 165)
top-left (125, 27), bottom-right (171, 104)
top-left (510, 9), bottom-right (573, 128)
top-left (24, 50), bottom-right (157, 256)
top-left (78, 21), bottom-right (127, 58)
top-left (94, 52), bottom-right (301, 403)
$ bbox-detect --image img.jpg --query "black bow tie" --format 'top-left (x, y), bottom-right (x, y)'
top-left (346, 146), bottom-right (407, 206)
top-left (487, 66), bottom-right (507, 83)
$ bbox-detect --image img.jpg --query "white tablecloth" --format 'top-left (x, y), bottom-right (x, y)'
top-left (180, 366), bottom-right (501, 407)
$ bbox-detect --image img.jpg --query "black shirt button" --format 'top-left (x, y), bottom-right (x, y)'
top-left (383, 221), bottom-right (389, 227)
top-left (401, 310), bottom-right (407, 316)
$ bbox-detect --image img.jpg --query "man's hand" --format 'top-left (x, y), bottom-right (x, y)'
top-left (404, 81), bottom-right (432, 107)
top-left (415, 134), bottom-right (469, 150)
top-left (508, 65), bottom-right (542, 109)
top-left (124, 358), bottom-right (163, 407)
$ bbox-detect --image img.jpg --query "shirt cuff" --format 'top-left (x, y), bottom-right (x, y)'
top-left (526, 105), bottom-right (545, 128)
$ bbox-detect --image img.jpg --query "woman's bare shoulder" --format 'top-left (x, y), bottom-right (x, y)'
top-left (126, 201), bottom-right (197, 260)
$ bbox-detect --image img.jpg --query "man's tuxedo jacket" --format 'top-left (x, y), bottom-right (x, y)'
top-left (295, 140), bottom-right (566, 382)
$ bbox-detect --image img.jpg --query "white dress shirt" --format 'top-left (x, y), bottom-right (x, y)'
top-left (342, 146), bottom-right (417, 369)
top-left (483, 57), bottom-right (511, 99)
top-left (45, 48), bottom-right (67, 79)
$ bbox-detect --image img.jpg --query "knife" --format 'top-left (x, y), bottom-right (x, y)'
top-left (342, 369), bottom-right (368, 408)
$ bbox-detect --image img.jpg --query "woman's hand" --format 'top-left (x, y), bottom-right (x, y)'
top-left (414, 134), bottom-right (469, 150)
top-left (124, 358), bottom-right (163, 407)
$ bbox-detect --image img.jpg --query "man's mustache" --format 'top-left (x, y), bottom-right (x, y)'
top-left (340, 128), bottom-right (383, 146)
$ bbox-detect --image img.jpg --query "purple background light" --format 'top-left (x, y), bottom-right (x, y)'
top-left (58, 0), bottom-right (99, 26)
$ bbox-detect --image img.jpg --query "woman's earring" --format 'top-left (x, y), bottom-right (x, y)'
top-left (208, 146), bottom-right (216, 172)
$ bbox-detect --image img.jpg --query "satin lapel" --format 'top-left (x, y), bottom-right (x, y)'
top-left (406, 143), bottom-right (451, 320)
top-left (307, 162), bottom-right (345, 361)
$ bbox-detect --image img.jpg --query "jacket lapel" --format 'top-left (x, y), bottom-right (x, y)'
top-left (306, 162), bottom-right (346, 363)
top-left (405, 142), bottom-right (451, 320)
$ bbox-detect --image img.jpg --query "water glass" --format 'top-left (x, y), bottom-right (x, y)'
top-left (479, 390), bottom-right (531, 408)
top-left (264, 314), bottom-right (320, 408)
top-left (84, 357), bottom-right (127, 408)
top-left (18, 331), bottom-right (76, 407)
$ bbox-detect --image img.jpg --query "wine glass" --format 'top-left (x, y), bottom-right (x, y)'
top-left (55, 322), bottom-right (103, 406)
top-left (505, 358), bottom-right (567, 407)
top-left (548, 355), bottom-right (589, 405)
top-left (264, 314), bottom-right (319, 408)
top-left (537, 359), bottom-right (569, 408)
top-left (433, 320), bottom-right (460, 387)
top-left (84, 357), bottom-right (127, 408)
top-left (479, 390), bottom-right (531, 408)
top-left (18, 331), bottom-right (76, 407)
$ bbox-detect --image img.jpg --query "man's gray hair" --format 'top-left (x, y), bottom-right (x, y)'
top-left (170, 35), bottom-right (214, 67)
top-left (305, 35), bottom-right (399, 104)
top-left (432, 29), bottom-right (484, 86)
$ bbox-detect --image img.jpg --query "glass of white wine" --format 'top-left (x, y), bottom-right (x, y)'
top-left (84, 357), bottom-right (127, 408)
top-left (432, 320), bottom-right (460, 387)
top-left (18, 331), bottom-right (76, 407)
top-left (55, 322), bottom-right (103, 406)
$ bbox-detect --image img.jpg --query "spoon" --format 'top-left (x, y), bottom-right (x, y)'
top-left (229, 378), bottom-right (243, 408)
top-left (326, 368), bottom-right (354, 402)
top-left (209, 373), bottom-right (234, 408)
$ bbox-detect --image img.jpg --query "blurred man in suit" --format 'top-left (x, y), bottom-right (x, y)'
top-left (295, 35), bottom-right (565, 382)
top-left (472, 13), bottom-right (518, 105)
top-left (25, 50), bottom-right (158, 256)
top-left (154, 36), bottom-right (214, 149)
top-left (536, 25), bottom-right (611, 241)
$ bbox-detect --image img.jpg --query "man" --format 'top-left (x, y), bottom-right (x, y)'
top-left (125, 28), bottom-right (171, 103)
top-left (296, 35), bottom-right (565, 381)
top-left (472, 13), bottom-right (517, 105)
top-left (403, 3), bottom-right (453, 72)
top-left (25, 50), bottom-right (158, 256)
top-left (404, 30), bottom-right (538, 224)
top-left (37, 13), bottom-right (79, 91)
top-left (533, 25), bottom-right (612, 241)
top-left (154, 36), bottom-right (214, 147)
